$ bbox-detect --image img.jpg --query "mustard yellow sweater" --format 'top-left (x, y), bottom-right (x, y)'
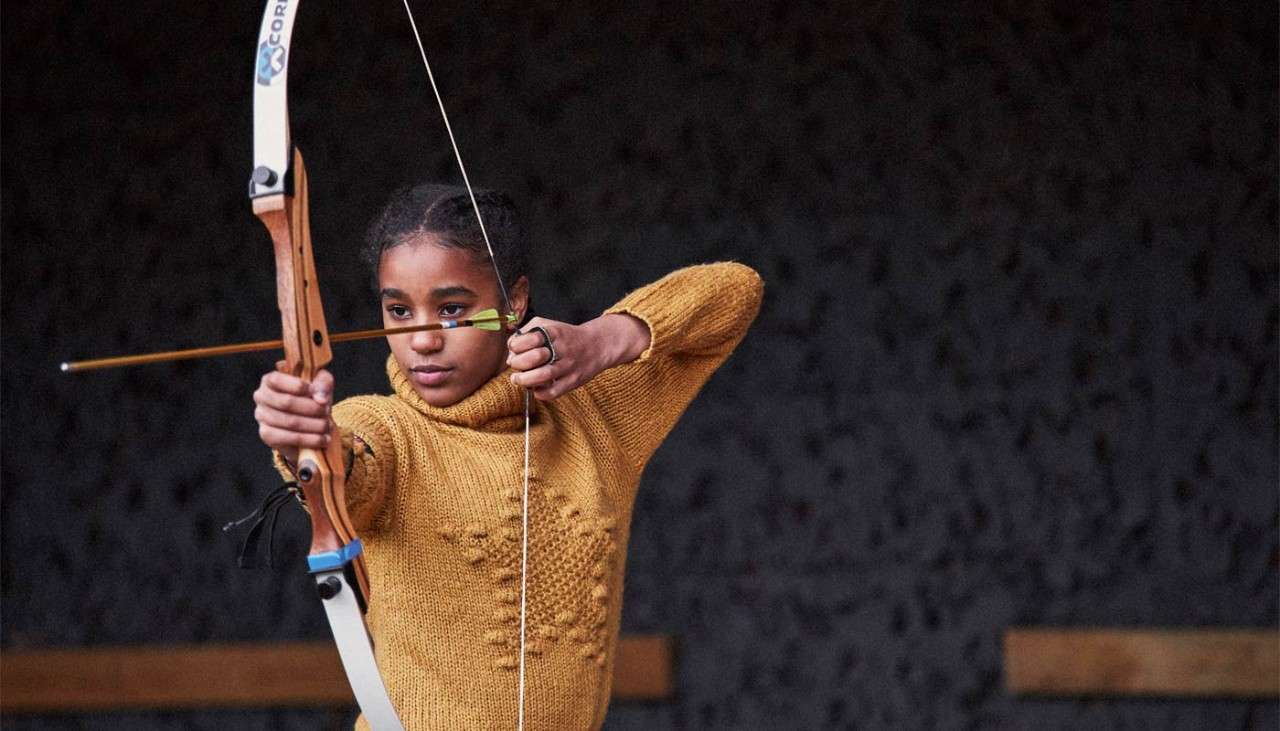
top-left (289, 262), bottom-right (761, 730)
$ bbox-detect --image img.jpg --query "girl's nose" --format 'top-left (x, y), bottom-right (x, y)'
top-left (410, 328), bottom-right (443, 353)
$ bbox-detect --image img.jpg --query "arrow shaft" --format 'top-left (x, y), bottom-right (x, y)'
top-left (61, 314), bottom-right (508, 373)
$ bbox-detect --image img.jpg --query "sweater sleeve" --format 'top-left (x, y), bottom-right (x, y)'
top-left (271, 395), bottom-right (400, 534)
top-left (584, 261), bottom-right (763, 468)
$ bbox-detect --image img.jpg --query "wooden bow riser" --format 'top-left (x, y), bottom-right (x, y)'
top-left (252, 149), bottom-right (371, 602)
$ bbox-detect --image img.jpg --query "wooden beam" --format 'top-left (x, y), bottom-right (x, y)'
top-left (609, 633), bottom-right (675, 700)
top-left (0, 635), bottom-right (675, 713)
top-left (1005, 628), bottom-right (1279, 698)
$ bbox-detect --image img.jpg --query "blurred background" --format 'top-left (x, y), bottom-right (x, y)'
top-left (2, 1), bottom-right (1276, 728)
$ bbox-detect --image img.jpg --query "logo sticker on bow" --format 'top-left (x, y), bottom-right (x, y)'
top-left (256, 42), bottom-right (287, 86)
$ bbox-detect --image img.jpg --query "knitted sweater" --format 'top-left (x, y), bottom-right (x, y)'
top-left (287, 262), bottom-right (762, 730)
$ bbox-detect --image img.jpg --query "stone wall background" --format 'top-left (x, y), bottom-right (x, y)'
top-left (2, 1), bottom-right (1276, 728)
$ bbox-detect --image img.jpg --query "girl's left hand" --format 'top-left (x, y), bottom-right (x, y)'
top-left (506, 314), bottom-right (648, 400)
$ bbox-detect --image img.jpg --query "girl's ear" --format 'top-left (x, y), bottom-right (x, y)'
top-left (508, 275), bottom-right (531, 331)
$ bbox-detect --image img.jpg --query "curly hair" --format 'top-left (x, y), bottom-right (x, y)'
top-left (361, 183), bottom-right (529, 307)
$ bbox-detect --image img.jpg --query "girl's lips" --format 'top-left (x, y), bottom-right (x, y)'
top-left (411, 367), bottom-right (453, 387)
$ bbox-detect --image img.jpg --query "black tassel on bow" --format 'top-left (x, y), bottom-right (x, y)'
top-left (222, 482), bottom-right (302, 568)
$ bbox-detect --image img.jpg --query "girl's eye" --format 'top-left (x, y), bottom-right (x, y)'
top-left (387, 305), bottom-right (411, 320)
top-left (440, 304), bottom-right (465, 318)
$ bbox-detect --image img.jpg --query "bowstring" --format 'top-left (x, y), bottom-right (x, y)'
top-left (400, 3), bottom-right (532, 728)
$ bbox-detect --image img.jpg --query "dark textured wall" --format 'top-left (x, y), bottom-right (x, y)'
top-left (2, 1), bottom-right (1276, 729)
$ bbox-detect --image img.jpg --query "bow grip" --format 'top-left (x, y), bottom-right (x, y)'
top-left (253, 148), bottom-right (370, 604)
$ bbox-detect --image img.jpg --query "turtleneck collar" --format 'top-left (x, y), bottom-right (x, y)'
top-left (386, 355), bottom-right (529, 431)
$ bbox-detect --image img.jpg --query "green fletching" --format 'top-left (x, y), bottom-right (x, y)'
top-left (470, 308), bottom-right (501, 331)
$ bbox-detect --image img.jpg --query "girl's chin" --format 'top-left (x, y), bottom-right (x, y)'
top-left (416, 385), bottom-right (464, 407)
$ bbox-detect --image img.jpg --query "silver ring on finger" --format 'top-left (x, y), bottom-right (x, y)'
top-left (530, 325), bottom-right (558, 364)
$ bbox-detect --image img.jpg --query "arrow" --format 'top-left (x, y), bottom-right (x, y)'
top-left (60, 309), bottom-right (516, 373)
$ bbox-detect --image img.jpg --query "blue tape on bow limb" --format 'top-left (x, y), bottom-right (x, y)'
top-left (307, 538), bottom-right (365, 572)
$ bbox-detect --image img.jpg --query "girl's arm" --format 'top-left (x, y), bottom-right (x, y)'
top-left (509, 261), bottom-right (763, 467)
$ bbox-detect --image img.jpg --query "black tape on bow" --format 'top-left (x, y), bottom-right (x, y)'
top-left (222, 481), bottom-right (301, 568)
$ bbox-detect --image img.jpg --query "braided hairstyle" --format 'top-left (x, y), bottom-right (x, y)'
top-left (361, 183), bottom-right (529, 313)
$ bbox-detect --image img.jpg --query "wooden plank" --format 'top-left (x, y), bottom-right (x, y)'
top-left (0, 635), bottom-right (675, 713)
top-left (1, 641), bottom-right (348, 711)
top-left (1005, 628), bottom-right (1279, 698)
top-left (610, 633), bottom-right (675, 700)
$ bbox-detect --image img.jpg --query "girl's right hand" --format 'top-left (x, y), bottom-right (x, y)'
top-left (252, 368), bottom-right (335, 467)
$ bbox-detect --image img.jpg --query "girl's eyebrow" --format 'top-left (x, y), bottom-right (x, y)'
top-left (379, 285), bottom-right (477, 300)
top-left (430, 285), bottom-right (477, 299)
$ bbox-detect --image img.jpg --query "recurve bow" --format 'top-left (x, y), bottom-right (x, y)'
top-left (60, 2), bottom-right (530, 727)
top-left (249, 1), bottom-right (403, 728)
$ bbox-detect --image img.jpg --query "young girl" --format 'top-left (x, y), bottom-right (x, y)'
top-left (253, 183), bottom-right (762, 729)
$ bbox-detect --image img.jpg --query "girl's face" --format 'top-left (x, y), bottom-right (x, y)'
top-left (378, 234), bottom-right (526, 407)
